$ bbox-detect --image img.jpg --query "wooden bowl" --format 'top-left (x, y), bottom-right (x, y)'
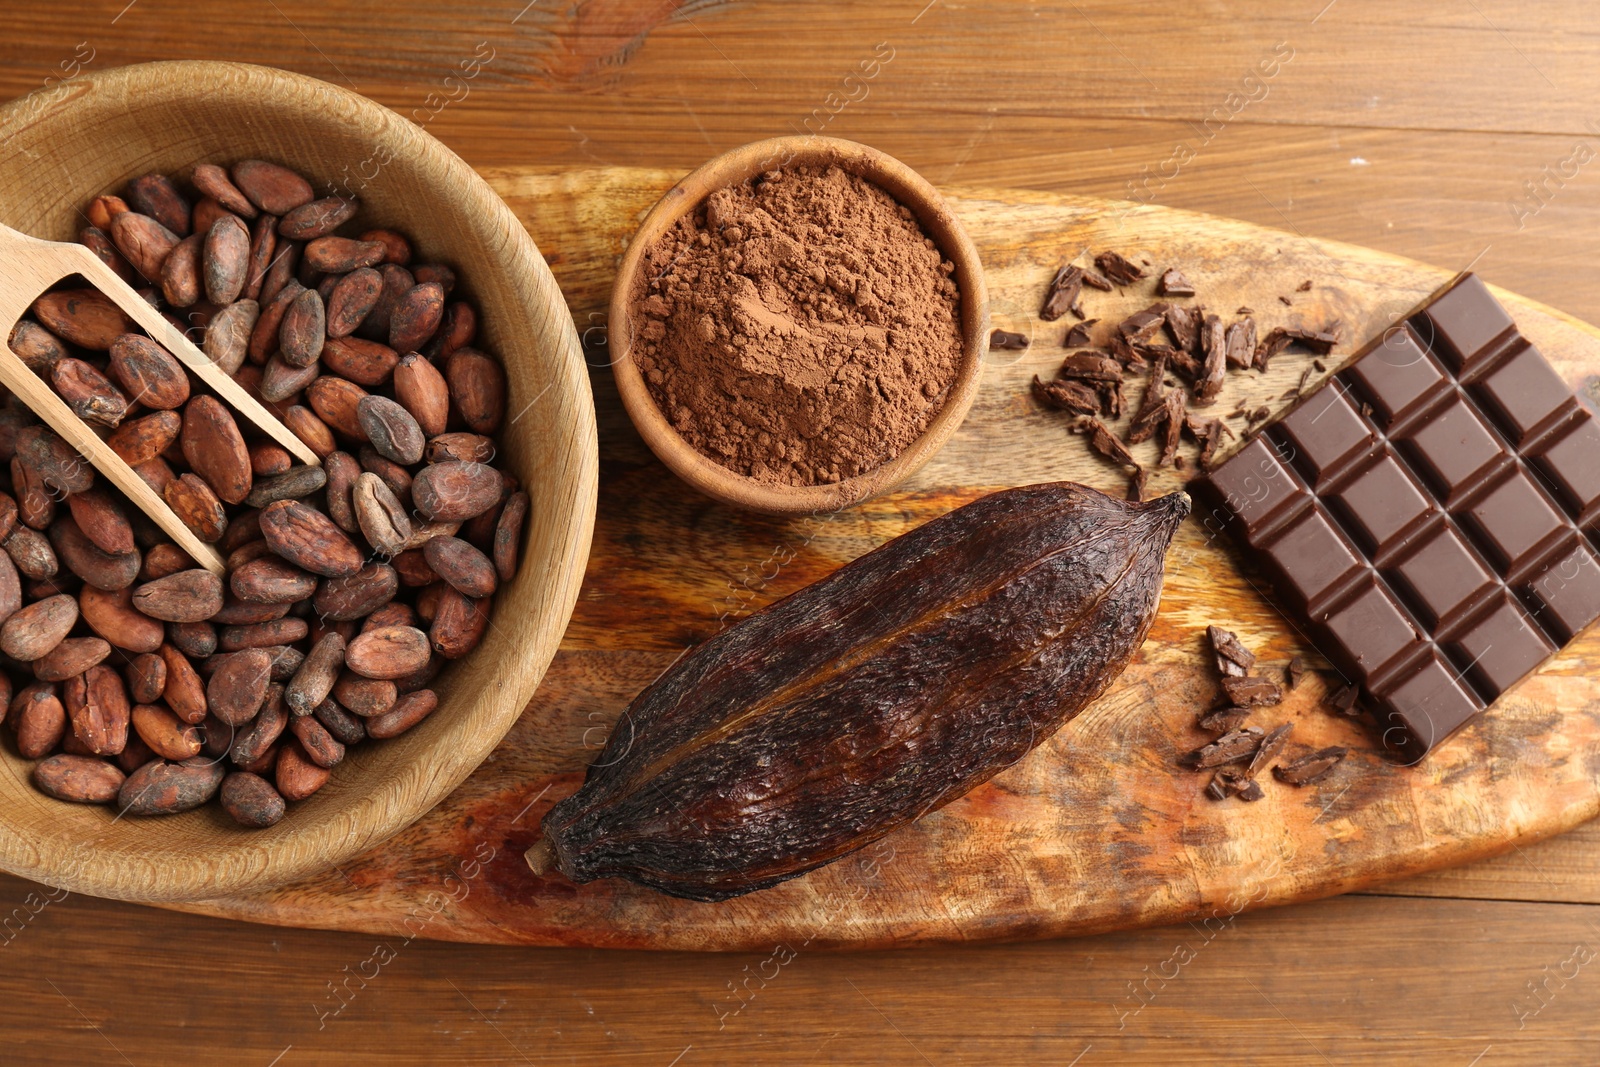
top-left (0, 62), bottom-right (597, 901)
top-left (609, 136), bottom-right (988, 515)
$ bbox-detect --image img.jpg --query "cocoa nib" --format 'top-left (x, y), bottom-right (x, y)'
top-left (1222, 675), bottom-right (1283, 707)
top-left (1157, 268), bottom-right (1196, 297)
top-left (1274, 746), bottom-right (1348, 786)
top-left (1180, 726), bottom-right (1264, 769)
top-left (1040, 264), bottom-right (1086, 322)
top-left (1095, 251), bottom-right (1145, 286)
top-left (1063, 319), bottom-right (1097, 347)
top-left (1207, 624), bottom-right (1256, 677)
top-left (1031, 376), bottom-right (1100, 415)
top-left (990, 329), bottom-right (1029, 350)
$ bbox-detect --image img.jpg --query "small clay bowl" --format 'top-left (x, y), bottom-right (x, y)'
top-left (609, 136), bottom-right (988, 515)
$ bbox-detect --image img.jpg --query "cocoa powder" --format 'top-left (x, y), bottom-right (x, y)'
top-left (631, 164), bottom-right (962, 486)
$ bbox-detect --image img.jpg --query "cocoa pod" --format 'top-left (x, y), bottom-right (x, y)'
top-left (325, 269), bottom-right (383, 340)
top-left (344, 625), bottom-right (431, 680)
top-left (259, 354), bottom-right (321, 404)
top-left (259, 499), bottom-right (363, 578)
top-left (219, 617), bottom-right (309, 651)
top-left (279, 197), bottom-right (358, 240)
top-left (79, 585), bottom-right (163, 653)
top-left (388, 282), bottom-right (444, 353)
top-left (314, 698), bottom-right (366, 746)
top-left (232, 556), bottom-right (318, 605)
top-left (333, 672), bottom-right (396, 717)
top-left (494, 491), bottom-right (528, 584)
top-left (306, 376), bottom-right (368, 437)
top-left (67, 488), bottom-right (135, 555)
top-left (229, 685), bottom-right (287, 765)
top-left (358, 228), bottom-right (411, 264)
top-left (0, 593), bottom-right (77, 660)
top-left (64, 665), bottom-right (130, 756)
top-left (12, 458), bottom-right (54, 531)
top-left (118, 758), bottom-right (225, 815)
top-left (249, 443), bottom-right (294, 478)
top-left (426, 433), bottom-right (495, 465)
top-left (31, 289), bottom-right (134, 351)
top-left (275, 739), bottom-right (330, 801)
top-left (109, 410), bottom-right (183, 466)
top-left (412, 461), bottom-right (506, 522)
top-left (14, 683), bottom-right (67, 757)
top-left (321, 336), bottom-right (398, 386)
top-left (88, 194), bottom-right (130, 231)
top-left (201, 298), bottom-right (259, 376)
top-left (182, 395), bottom-right (253, 506)
top-left (191, 163), bottom-right (258, 219)
top-left (164, 474), bottom-right (228, 542)
top-left (413, 263), bottom-right (456, 294)
top-left (109, 334), bottom-right (190, 410)
top-left (232, 160), bottom-right (314, 215)
top-left (9, 319), bottom-right (69, 373)
top-left (207, 648), bottom-right (273, 726)
top-left (250, 280), bottom-right (305, 364)
top-left (127, 652), bottom-right (167, 704)
top-left (33, 754), bottom-right (125, 804)
top-left (244, 464), bottom-right (326, 509)
top-left (160, 233), bottom-right (204, 307)
top-left (423, 536), bottom-right (497, 598)
top-left (365, 688), bottom-right (438, 740)
top-left (290, 715), bottom-right (345, 768)
top-left (132, 703), bottom-right (202, 760)
top-left (15, 426), bottom-right (95, 495)
top-left (279, 287), bottom-right (327, 368)
top-left (313, 562), bottom-right (399, 622)
top-left (132, 568), bottom-right (225, 623)
top-left (127, 174), bottom-right (191, 237)
top-left (6, 526), bottom-right (58, 581)
top-left (33, 637), bottom-right (111, 682)
top-left (284, 405), bottom-right (337, 457)
top-left (357, 395), bottom-right (425, 466)
top-left (353, 472), bottom-right (411, 556)
top-left (109, 211), bottom-right (180, 282)
top-left (431, 587), bottom-right (491, 659)
top-left (393, 352), bottom-right (451, 437)
top-left (245, 214), bottom-right (279, 302)
top-left (445, 349), bottom-right (507, 434)
top-left (50, 516), bottom-right (140, 591)
top-left (220, 771), bottom-right (285, 827)
top-left (158, 643), bottom-right (207, 724)
top-left (286, 632), bottom-right (346, 716)
top-left (304, 237), bottom-right (386, 273)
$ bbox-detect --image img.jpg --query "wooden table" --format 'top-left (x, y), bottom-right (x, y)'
top-left (4, 1), bottom-right (1600, 1063)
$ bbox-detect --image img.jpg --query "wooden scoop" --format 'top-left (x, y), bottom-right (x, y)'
top-left (0, 223), bottom-right (320, 576)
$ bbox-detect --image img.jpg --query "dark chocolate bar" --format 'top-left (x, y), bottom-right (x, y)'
top-left (1201, 274), bottom-right (1600, 762)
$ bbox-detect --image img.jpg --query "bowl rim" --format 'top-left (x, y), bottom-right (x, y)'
top-left (607, 136), bottom-right (989, 516)
top-left (0, 60), bottom-right (598, 901)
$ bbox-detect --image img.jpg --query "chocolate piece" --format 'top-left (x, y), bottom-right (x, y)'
top-left (1082, 270), bottom-right (1115, 292)
top-left (1185, 413), bottom-right (1233, 469)
top-left (1202, 273), bottom-right (1600, 762)
top-left (1127, 467), bottom-right (1148, 502)
top-left (1274, 746), bottom-right (1347, 785)
top-left (1165, 305), bottom-right (1202, 354)
top-left (1328, 683), bottom-right (1360, 716)
top-left (1180, 725), bottom-right (1265, 768)
top-left (1159, 391), bottom-right (1185, 466)
top-left (1158, 268), bottom-right (1196, 297)
top-left (1063, 319), bottom-right (1097, 347)
top-left (1095, 251), bottom-right (1145, 286)
top-left (1057, 353), bottom-right (1124, 383)
top-left (1225, 318), bottom-right (1257, 370)
top-left (1208, 624), bottom-right (1256, 676)
top-left (1194, 314), bottom-right (1227, 404)
top-left (1085, 418), bottom-right (1139, 470)
top-left (1286, 655), bottom-right (1305, 689)
top-left (1119, 305), bottom-right (1169, 344)
top-left (1279, 295), bottom-right (1294, 307)
top-left (1040, 264), bottom-right (1085, 322)
top-left (1245, 722), bottom-right (1294, 778)
top-left (1297, 280), bottom-right (1313, 292)
top-left (990, 329), bottom-right (1029, 350)
top-left (1222, 675), bottom-right (1282, 706)
top-left (1031, 376), bottom-right (1100, 415)
top-left (1198, 706), bottom-right (1252, 733)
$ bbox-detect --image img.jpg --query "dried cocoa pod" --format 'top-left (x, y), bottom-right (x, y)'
top-left (9, 319), bottom-right (69, 373)
top-left (118, 757), bottom-right (225, 815)
top-left (0, 593), bottom-right (77, 660)
top-left (109, 211), bottom-right (180, 282)
top-left (445, 349), bottom-right (507, 434)
top-left (333, 672), bottom-right (396, 717)
top-left (207, 648), bottom-right (273, 726)
top-left (431, 588), bottom-right (490, 659)
top-left (219, 617), bottom-right (309, 651)
top-left (109, 410), bottom-right (183, 466)
top-left (494, 491), bottom-right (528, 584)
top-left (32, 289), bottom-right (134, 350)
top-left (33, 637), bottom-right (111, 682)
top-left (221, 771), bottom-right (285, 827)
top-left (359, 228), bottom-right (412, 265)
top-left (530, 484), bottom-right (1190, 901)
top-left (131, 703), bottom-right (202, 760)
top-left (353, 472), bottom-right (412, 556)
top-left (412, 461), bottom-right (505, 522)
top-left (321, 335), bottom-right (398, 387)
top-left (192, 163), bottom-right (258, 219)
top-left (325, 269), bottom-right (383, 340)
top-left (275, 739), bottom-right (330, 801)
top-left (127, 652), bottom-right (167, 704)
top-left (259, 499), bottom-right (363, 577)
top-left (305, 237), bottom-right (387, 273)
top-left (109, 334), bottom-right (190, 411)
top-left (423, 536), bottom-right (497, 598)
top-left (306, 376), bottom-right (369, 437)
top-left (232, 160), bottom-right (314, 215)
top-left (33, 755), bottom-right (125, 804)
top-left (345, 625), bottom-right (431, 680)
top-left (127, 174), bottom-right (191, 237)
top-left (160, 233), bottom-right (204, 307)
top-left (6, 526), bottom-right (58, 581)
top-left (202, 298), bottom-right (259, 376)
top-left (279, 287), bottom-right (327, 368)
top-left (313, 562), bottom-right (399, 621)
top-left (64, 664), bottom-right (130, 756)
top-left (366, 688), bottom-right (437, 740)
top-left (164, 474), bottom-right (229, 542)
top-left (244, 464), bottom-right (326, 509)
top-left (132, 568), bottom-right (225, 623)
top-left (50, 516), bottom-right (141, 591)
top-left (250, 280), bottom-right (305, 364)
top-left (389, 282), bottom-right (445, 353)
top-left (314, 698), bottom-right (366, 746)
top-left (14, 682), bottom-right (66, 758)
top-left (279, 196), bottom-right (359, 240)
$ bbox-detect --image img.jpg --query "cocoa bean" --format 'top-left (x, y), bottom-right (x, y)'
top-left (279, 197), bottom-right (358, 240)
top-left (109, 334), bottom-right (190, 411)
top-left (353, 472), bottom-right (411, 556)
top-left (0, 549), bottom-right (20, 621)
top-left (306, 376), bottom-right (368, 437)
top-left (64, 665), bottom-right (130, 755)
top-left (363, 602), bottom-right (418, 631)
top-left (412, 263), bottom-right (456, 294)
top-left (284, 405), bottom-right (337, 457)
top-left (398, 520), bottom-right (461, 553)
top-left (201, 299), bottom-right (258, 379)
top-left (118, 757), bottom-right (225, 815)
top-left (412, 461), bottom-right (506, 522)
top-left (132, 702), bottom-right (202, 760)
top-left (344, 625), bottom-right (431, 680)
top-left (356, 395), bottom-right (424, 466)
top-left (366, 689), bottom-right (438, 740)
top-left (109, 212), bottom-right (180, 282)
top-left (275, 739), bottom-right (329, 801)
top-left (388, 282), bottom-right (444, 353)
top-left (259, 499), bottom-right (364, 578)
top-left (231, 556), bottom-right (318, 605)
top-left (245, 214), bottom-right (279, 303)
top-left (14, 683), bottom-right (66, 757)
top-left (160, 232), bottom-right (204, 307)
top-left (494, 491), bottom-right (528, 584)
top-left (259, 354), bottom-right (321, 404)
top-left (220, 771), bottom-right (285, 827)
top-left (127, 174), bottom-right (191, 237)
top-left (0, 491), bottom-right (17, 544)
top-left (200, 214), bottom-right (251, 305)
top-left (244, 464), bottom-right (326, 509)
top-left (14, 426), bottom-right (93, 495)
top-left (426, 301), bottom-right (477, 360)
top-left (109, 410), bottom-right (183, 466)
top-left (313, 563), bottom-right (399, 622)
top-left (33, 754), bottom-right (125, 804)
top-left (358, 229), bottom-right (411, 265)
top-left (445, 349), bottom-right (507, 434)
top-left (261, 239), bottom-right (300, 307)
top-left (0, 593), bottom-right (77, 660)
top-left (158, 643), bottom-right (208, 723)
top-left (431, 588), bottom-right (491, 659)
top-left (287, 632), bottom-right (346, 715)
top-left (127, 651), bottom-right (167, 704)
top-left (167, 621), bottom-right (217, 660)
top-left (32, 289), bottom-right (135, 351)
top-left (79, 585), bottom-right (163, 653)
top-left (359, 263), bottom-right (414, 341)
top-left (249, 443), bottom-right (293, 478)
top-left (333, 672), bottom-right (396, 717)
top-left (304, 237), bottom-right (386, 273)
top-left (212, 593), bottom-right (290, 625)
top-left (250, 279), bottom-right (305, 364)
top-left (229, 685), bottom-right (287, 765)
top-left (325, 269), bottom-right (383, 340)
top-left (182, 395), bottom-right (253, 506)
top-left (426, 432), bottom-right (496, 465)
top-left (290, 715), bottom-right (345, 768)
top-left (267, 645), bottom-right (305, 683)
top-left (132, 568), bottom-right (224, 623)
top-left (191, 164), bottom-right (258, 219)
top-left (82, 225), bottom-right (137, 284)
top-left (50, 516), bottom-right (140, 591)
top-left (87, 194), bottom-right (130, 231)
top-left (164, 474), bottom-right (228, 542)
top-left (6, 526), bottom-right (58, 581)
top-left (207, 648), bottom-right (273, 726)
top-left (324, 451), bottom-right (361, 534)
top-left (313, 698), bottom-right (366, 746)
top-left (115, 733), bottom-right (156, 773)
top-left (423, 535), bottom-right (497, 598)
top-left (33, 637), bottom-right (111, 682)
top-left (321, 336), bottom-right (397, 387)
top-left (358, 448), bottom-right (413, 508)
top-left (140, 542), bottom-right (195, 580)
top-left (9, 319), bottom-right (69, 373)
top-left (392, 352), bottom-right (451, 437)
top-left (219, 617), bottom-right (309, 651)
top-left (66, 488), bottom-right (135, 555)
top-left (191, 199), bottom-right (232, 235)
top-left (232, 160), bottom-right (314, 215)
top-left (279, 287), bottom-right (327, 368)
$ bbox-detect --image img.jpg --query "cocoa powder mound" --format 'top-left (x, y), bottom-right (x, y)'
top-left (630, 164), bottom-right (963, 486)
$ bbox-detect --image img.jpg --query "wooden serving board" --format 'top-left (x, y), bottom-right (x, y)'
top-left (173, 166), bottom-right (1600, 950)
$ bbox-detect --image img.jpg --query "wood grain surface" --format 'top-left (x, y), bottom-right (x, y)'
top-left (6, 1), bottom-right (1600, 1064)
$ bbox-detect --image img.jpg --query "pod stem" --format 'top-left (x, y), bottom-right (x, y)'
top-left (524, 836), bottom-right (557, 876)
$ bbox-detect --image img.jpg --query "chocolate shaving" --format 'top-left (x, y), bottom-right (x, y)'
top-left (1031, 376), bottom-right (1101, 415)
top-left (1253, 327), bottom-right (1294, 372)
top-left (1158, 390), bottom-right (1184, 466)
top-left (1040, 264), bottom-right (1086, 322)
top-left (1127, 359), bottom-right (1171, 444)
top-left (1184, 413), bottom-right (1234, 469)
top-left (1118, 305), bottom-right (1169, 344)
top-left (1057, 353), bottom-right (1124, 383)
top-left (1082, 269), bottom-right (1115, 292)
top-left (1245, 722), bottom-right (1294, 779)
top-left (1206, 767), bottom-right (1258, 800)
top-left (1224, 318), bottom-right (1256, 370)
top-left (1286, 655), bottom-right (1305, 690)
top-left (1207, 624), bottom-right (1257, 677)
top-left (1180, 726), bottom-right (1265, 769)
top-left (1193, 314), bottom-right (1227, 405)
top-left (1095, 251), bottom-right (1145, 286)
top-left (1164, 304), bottom-right (1202, 353)
top-left (1157, 268), bottom-right (1196, 297)
top-left (1273, 746), bottom-right (1348, 786)
top-left (1063, 319), bottom-right (1097, 347)
top-left (1278, 295), bottom-right (1293, 306)
top-left (1296, 279), bottom-right (1313, 292)
top-left (1237, 306), bottom-right (1254, 315)
top-left (1221, 675), bottom-right (1283, 707)
top-left (1086, 417), bottom-right (1140, 469)
top-left (1282, 326), bottom-right (1340, 355)
top-left (1198, 706), bottom-right (1252, 733)
top-left (1099, 379), bottom-right (1124, 419)
top-left (1106, 333), bottom-right (1148, 373)
top-left (990, 329), bottom-right (1029, 351)
top-left (1327, 683), bottom-right (1360, 716)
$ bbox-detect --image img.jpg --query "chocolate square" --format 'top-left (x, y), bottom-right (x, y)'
top-left (1471, 341), bottom-right (1575, 444)
top-left (1415, 273), bottom-right (1515, 370)
top-left (1389, 526), bottom-right (1496, 629)
top-left (1530, 413), bottom-right (1600, 519)
top-left (1376, 650), bottom-right (1483, 763)
top-left (1330, 451), bottom-right (1434, 557)
top-left (1460, 469), bottom-right (1569, 574)
top-left (1447, 593), bottom-right (1556, 700)
top-left (1263, 505), bottom-right (1367, 612)
top-left (1320, 579), bottom-right (1424, 683)
top-left (1525, 541), bottom-right (1600, 643)
top-left (1398, 394), bottom-right (1505, 504)
top-left (1347, 326), bottom-right (1447, 427)
top-left (1277, 382), bottom-right (1375, 488)
top-left (1206, 437), bottom-right (1307, 534)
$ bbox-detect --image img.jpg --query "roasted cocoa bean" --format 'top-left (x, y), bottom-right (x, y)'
top-left (494, 491), bottom-right (528, 584)
top-left (164, 474), bottom-right (228, 542)
top-left (313, 698), bottom-right (366, 745)
top-left (275, 739), bottom-right (329, 801)
top-left (79, 585), bottom-right (163, 653)
top-left (182, 395), bottom-right (253, 506)
top-left (289, 715), bottom-right (345, 768)
top-left (220, 770), bottom-right (285, 827)
top-left (50, 517), bottom-right (140, 591)
top-left (158, 643), bottom-right (208, 723)
top-left (68, 488), bottom-right (137, 555)
top-left (207, 648), bottom-right (273, 726)
top-left (353, 473), bottom-right (411, 557)
top-left (279, 287), bottom-right (326, 368)
top-left (160, 232), bottom-right (204, 308)
top-left (423, 536), bottom-right (497, 598)
top-left (33, 754), bottom-right (125, 804)
top-left (64, 664), bottom-right (130, 756)
top-left (109, 211), bottom-right (180, 281)
top-left (0, 593), bottom-right (77, 660)
top-left (231, 556), bottom-right (318, 604)
top-left (431, 587), bottom-right (490, 659)
top-left (445, 348), bottom-right (507, 434)
top-left (313, 563), bottom-right (399, 622)
top-left (118, 757), bottom-right (225, 815)
top-left (192, 163), bottom-right (258, 219)
top-left (412, 461), bottom-right (505, 522)
top-left (279, 197), bottom-right (359, 240)
top-left (127, 652), bottom-right (167, 704)
top-left (229, 685), bottom-right (287, 765)
top-left (219, 617), bottom-right (309, 651)
top-left (388, 282), bottom-right (445, 353)
top-left (250, 279), bottom-right (304, 364)
top-left (33, 637), bottom-right (111, 682)
top-left (232, 160), bottom-right (314, 216)
top-left (127, 174), bottom-right (191, 237)
top-left (14, 683), bottom-right (66, 758)
top-left (259, 499), bottom-right (363, 578)
top-left (344, 625), bottom-right (431, 680)
top-left (6, 526), bottom-right (58, 581)
top-left (333, 672), bottom-right (396, 717)
top-left (325, 269), bottom-right (383, 340)
top-left (286, 632), bottom-right (346, 715)
top-left (133, 568), bottom-right (224, 623)
top-left (132, 702), bottom-right (202, 760)
top-left (304, 237), bottom-right (386, 274)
